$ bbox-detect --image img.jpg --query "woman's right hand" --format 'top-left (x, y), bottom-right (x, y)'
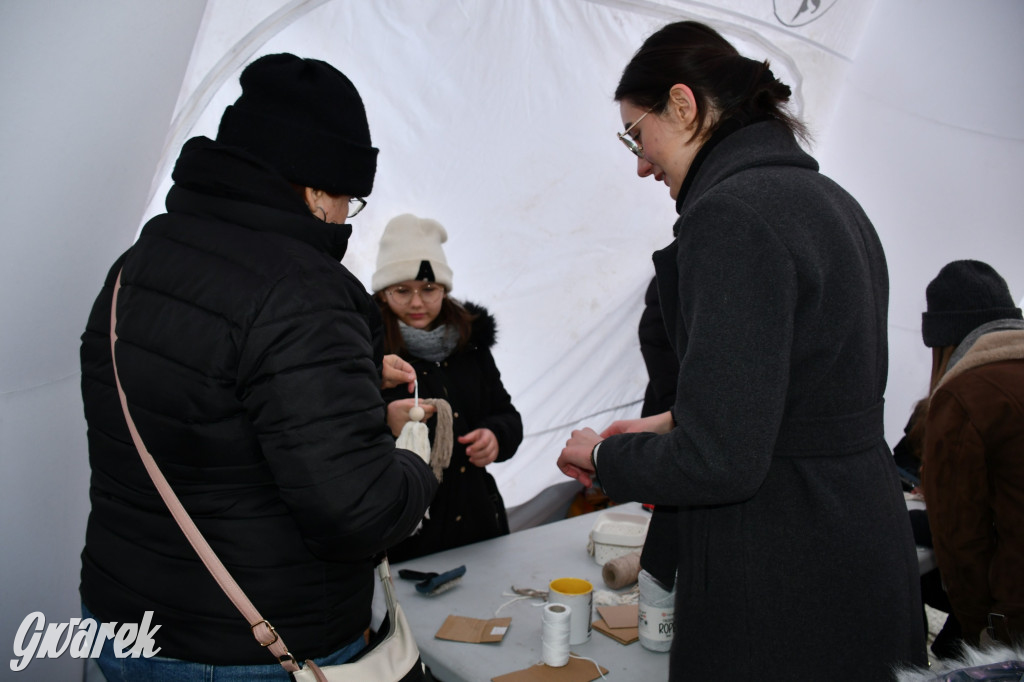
top-left (381, 354), bottom-right (416, 392)
top-left (600, 410), bottom-right (674, 438)
top-left (386, 398), bottom-right (436, 437)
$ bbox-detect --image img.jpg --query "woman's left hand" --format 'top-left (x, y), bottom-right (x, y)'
top-left (557, 427), bottom-right (601, 488)
top-left (460, 428), bottom-right (499, 467)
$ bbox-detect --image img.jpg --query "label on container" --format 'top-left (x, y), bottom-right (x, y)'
top-left (638, 603), bottom-right (675, 643)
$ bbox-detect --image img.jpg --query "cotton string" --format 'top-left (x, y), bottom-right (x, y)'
top-left (495, 585), bottom-right (551, 616)
top-left (569, 654), bottom-right (608, 680)
top-left (602, 551), bottom-right (641, 589)
top-left (541, 605), bottom-right (609, 679)
top-left (397, 379), bottom-right (431, 463)
top-left (508, 591), bottom-right (606, 678)
top-left (541, 603), bottom-right (571, 667)
top-left (594, 585), bottom-right (639, 607)
top-left (421, 398), bottom-right (452, 481)
top-left (398, 378), bottom-right (453, 482)
top-left (511, 586), bottom-right (549, 600)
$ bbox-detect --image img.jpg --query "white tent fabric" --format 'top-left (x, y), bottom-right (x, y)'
top-left (138, 0), bottom-right (880, 515)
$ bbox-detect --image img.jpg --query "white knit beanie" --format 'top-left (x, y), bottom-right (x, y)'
top-left (371, 213), bottom-right (454, 293)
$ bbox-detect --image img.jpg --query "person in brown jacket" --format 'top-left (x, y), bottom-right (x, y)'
top-left (919, 259), bottom-right (1024, 647)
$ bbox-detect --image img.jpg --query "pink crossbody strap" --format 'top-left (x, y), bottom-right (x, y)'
top-left (109, 270), bottom-right (302, 674)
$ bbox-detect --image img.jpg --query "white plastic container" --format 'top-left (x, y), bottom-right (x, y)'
top-left (588, 510), bottom-right (650, 565)
top-left (638, 568), bottom-right (675, 651)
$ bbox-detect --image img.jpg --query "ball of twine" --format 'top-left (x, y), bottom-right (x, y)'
top-left (601, 551), bottom-right (641, 590)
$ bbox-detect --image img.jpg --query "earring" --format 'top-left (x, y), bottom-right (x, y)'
top-left (313, 205), bottom-right (327, 222)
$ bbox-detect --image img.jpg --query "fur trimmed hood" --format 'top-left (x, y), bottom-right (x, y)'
top-left (461, 301), bottom-right (498, 350)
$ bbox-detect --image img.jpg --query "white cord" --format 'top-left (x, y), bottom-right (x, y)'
top-left (494, 594), bottom-right (537, 616)
top-left (500, 590), bottom-right (608, 678)
top-left (569, 653), bottom-right (608, 679)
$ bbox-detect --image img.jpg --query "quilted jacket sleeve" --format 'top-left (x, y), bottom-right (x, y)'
top-left (236, 267), bottom-right (437, 560)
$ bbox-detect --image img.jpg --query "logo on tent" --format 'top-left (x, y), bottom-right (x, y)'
top-left (773, 0), bottom-right (839, 27)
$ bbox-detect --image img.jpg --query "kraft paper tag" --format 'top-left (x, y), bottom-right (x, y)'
top-left (596, 604), bottom-right (637, 630)
top-left (435, 614), bottom-right (512, 643)
top-left (492, 656), bottom-right (609, 682)
top-left (593, 604), bottom-right (639, 644)
top-left (592, 618), bottom-right (639, 645)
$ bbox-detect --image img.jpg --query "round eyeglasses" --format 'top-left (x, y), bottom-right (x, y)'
top-left (617, 107), bottom-right (654, 159)
top-left (348, 197), bottom-right (367, 218)
top-left (384, 282), bottom-right (445, 305)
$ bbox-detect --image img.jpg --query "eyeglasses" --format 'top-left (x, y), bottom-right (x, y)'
top-left (617, 108), bottom-right (654, 158)
top-left (348, 197), bottom-right (367, 218)
top-left (384, 282), bottom-right (445, 304)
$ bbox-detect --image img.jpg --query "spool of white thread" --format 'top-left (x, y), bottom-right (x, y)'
top-left (541, 603), bottom-right (571, 667)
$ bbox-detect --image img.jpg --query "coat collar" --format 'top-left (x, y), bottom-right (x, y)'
top-left (164, 136), bottom-right (353, 261)
top-left (674, 120), bottom-right (818, 222)
top-left (937, 321), bottom-right (1024, 390)
top-left (673, 118), bottom-right (742, 217)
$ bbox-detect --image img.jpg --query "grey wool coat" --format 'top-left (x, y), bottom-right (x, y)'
top-left (597, 120), bottom-right (927, 680)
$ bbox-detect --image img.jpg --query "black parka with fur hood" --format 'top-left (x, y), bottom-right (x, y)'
top-left (79, 136), bottom-right (437, 665)
top-left (382, 303), bottom-right (522, 562)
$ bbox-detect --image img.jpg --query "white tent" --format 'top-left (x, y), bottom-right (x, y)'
top-left (2, 1), bottom-right (1022, 678)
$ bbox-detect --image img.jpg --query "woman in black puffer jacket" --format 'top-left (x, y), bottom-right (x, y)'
top-left (79, 54), bottom-right (436, 680)
top-left (373, 214), bottom-right (523, 562)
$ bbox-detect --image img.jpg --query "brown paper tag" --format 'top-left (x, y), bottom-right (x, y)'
top-left (596, 604), bottom-right (637, 630)
top-left (592, 618), bottom-right (639, 645)
top-left (491, 655), bottom-right (609, 681)
top-left (435, 614), bottom-right (512, 643)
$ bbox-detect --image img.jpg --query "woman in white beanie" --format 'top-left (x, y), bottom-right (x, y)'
top-left (374, 214), bottom-right (523, 562)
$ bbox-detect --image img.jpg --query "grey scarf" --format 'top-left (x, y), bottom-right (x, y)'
top-left (948, 318), bottom-right (1024, 371)
top-left (400, 322), bottom-right (459, 362)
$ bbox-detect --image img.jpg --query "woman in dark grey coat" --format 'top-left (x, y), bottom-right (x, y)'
top-left (558, 21), bottom-right (926, 680)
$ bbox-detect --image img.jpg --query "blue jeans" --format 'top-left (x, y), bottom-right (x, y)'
top-left (82, 605), bottom-right (366, 681)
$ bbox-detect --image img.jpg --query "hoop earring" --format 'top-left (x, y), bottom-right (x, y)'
top-left (313, 205), bottom-right (327, 222)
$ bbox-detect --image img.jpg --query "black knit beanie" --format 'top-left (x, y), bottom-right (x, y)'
top-left (921, 259), bottom-right (1022, 348)
top-left (216, 53), bottom-right (378, 197)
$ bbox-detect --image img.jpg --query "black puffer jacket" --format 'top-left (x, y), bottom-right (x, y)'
top-left (79, 136), bottom-right (436, 665)
top-left (383, 304), bottom-right (522, 563)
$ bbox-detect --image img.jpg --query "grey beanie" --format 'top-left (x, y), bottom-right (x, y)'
top-left (372, 214), bottom-right (454, 293)
top-left (922, 259), bottom-right (1022, 348)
